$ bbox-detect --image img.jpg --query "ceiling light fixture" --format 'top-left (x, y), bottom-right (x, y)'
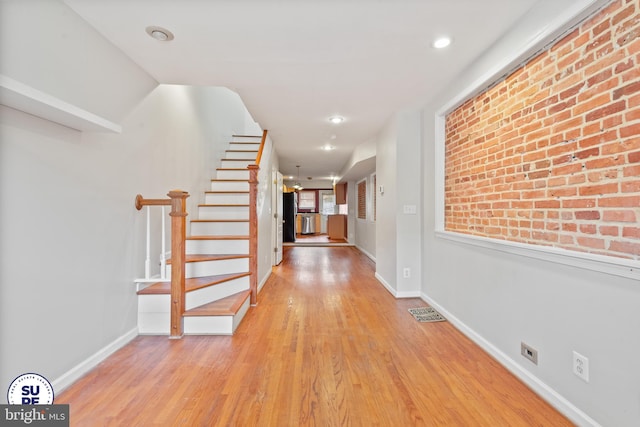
top-left (322, 144), bottom-right (335, 151)
top-left (329, 116), bottom-right (344, 124)
top-left (433, 36), bottom-right (451, 49)
top-left (292, 165), bottom-right (304, 190)
top-left (146, 26), bottom-right (174, 42)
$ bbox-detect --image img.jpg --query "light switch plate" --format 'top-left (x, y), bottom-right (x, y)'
top-left (403, 205), bottom-right (417, 214)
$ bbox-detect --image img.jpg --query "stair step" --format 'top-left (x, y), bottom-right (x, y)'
top-left (185, 289), bottom-right (251, 317)
top-left (188, 235), bottom-right (249, 240)
top-left (225, 150), bottom-right (258, 159)
top-left (138, 281), bottom-right (251, 335)
top-left (229, 142), bottom-right (261, 151)
top-left (198, 204), bottom-right (249, 220)
top-left (184, 290), bottom-right (252, 334)
top-left (205, 190), bottom-right (249, 204)
top-left (166, 254), bottom-right (250, 278)
top-left (186, 236), bottom-right (249, 255)
top-left (221, 159), bottom-right (254, 168)
top-left (137, 272), bottom-right (250, 295)
top-left (210, 180), bottom-right (249, 192)
top-left (190, 220), bottom-right (250, 235)
top-left (214, 168), bottom-right (250, 180)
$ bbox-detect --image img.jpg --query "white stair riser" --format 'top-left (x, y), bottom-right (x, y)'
top-left (221, 159), bottom-right (253, 169)
top-left (138, 312), bottom-right (169, 335)
top-left (229, 143), bottom-right (261, 151)
top-left (186, 239), bottom-right (249, 255)
top-left (198, 206), bottom-right (249, 220)
top-left (138, 277), bottom-right (249, 314)
top-left (190, 221), bottom-right (249, 235)
top-left (186, 276), bottom-right (249, 310)
top-left (211, 181), bottom-right (249, 192)
top-left (216, 169), bottom-right (250, 180)
top-left (138, 294), bottom-right (170, 313)
top-left (166, 257), bottom-right (249, 278)
top-left (184, 297), bottom-right (250, 335)
top-left (204, 193), bottom-right (249, 204)
top-left (226, 151), bottom-right (258, 159)
top-left (231, 136), bottom-right (261, 143)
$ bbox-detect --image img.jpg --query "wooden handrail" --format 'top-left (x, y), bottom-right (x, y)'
top-left (254, 129), bottom-right (268, 166)
top-left (135, 194), bottom-right (171, 210)
top-left (135, 190), bottom-right (189, 338)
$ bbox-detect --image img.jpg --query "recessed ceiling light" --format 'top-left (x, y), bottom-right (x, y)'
top-left (146, 26), bottom-right (174, 41)
top-left (322, 144), bottom-right (335, 151)
top-left (329, 116), bottom-right (344, 124)
top-left (433, 36), bottom-right (451, 49)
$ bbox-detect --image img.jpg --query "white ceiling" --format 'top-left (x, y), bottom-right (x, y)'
top-left (64, 0), bottom-right (542, 180)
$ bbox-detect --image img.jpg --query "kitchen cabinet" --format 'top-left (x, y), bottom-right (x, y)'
top-left (335, 183), bottom-right (347, 205)
top-left (327, 214), bottom-right (347, 240)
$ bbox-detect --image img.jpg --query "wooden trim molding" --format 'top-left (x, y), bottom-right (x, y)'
top-left (248, 165), bottom-right (259, 305)
top-left (255, 129), bottom-right (268, 166)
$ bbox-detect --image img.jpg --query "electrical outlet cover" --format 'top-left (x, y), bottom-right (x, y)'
top-left (573, 351), bottom-right (589, 382)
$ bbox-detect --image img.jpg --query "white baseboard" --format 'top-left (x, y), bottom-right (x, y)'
top-left (374, 273), bottom-right (421, 298)
top-left (375, 272), bottom-right (396, 296)
top-left (396, 290), bottom-right (421, 298)
top-left (420, 293), bottom-right (601, 427)
top-left (258, 270), bottom-right (271, 293)
top-left (355, 245), bottom-right (376, 263)
top-left (52, 327), bottom-right (138, 394)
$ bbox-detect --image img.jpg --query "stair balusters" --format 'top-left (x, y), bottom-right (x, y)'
top-left (135, 190), bottom-right (190, 338)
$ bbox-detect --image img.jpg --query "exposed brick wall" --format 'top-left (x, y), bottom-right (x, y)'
top-left (445, 0), bottom-right (640, 259)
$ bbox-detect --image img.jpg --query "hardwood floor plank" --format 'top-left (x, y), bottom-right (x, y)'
top-left (57, 246), bottom-right (572, 426)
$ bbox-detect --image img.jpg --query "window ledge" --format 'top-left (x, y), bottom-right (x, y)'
top-left (435, 230), bottom-right (639, 281)
top-left (0, 74), bottom-right (121, 133)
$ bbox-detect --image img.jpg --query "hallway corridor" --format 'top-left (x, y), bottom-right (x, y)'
top-left (58, 247), bottom-right (571, 425)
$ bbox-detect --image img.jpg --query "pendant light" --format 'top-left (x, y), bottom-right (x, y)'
top-left (293, 165), bottom-right (304, 190)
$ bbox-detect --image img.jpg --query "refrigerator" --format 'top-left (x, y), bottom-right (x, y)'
top-left (283, 192), bottom-right (296, 242)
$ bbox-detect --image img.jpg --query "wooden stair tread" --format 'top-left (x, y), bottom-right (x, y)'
top-left (191, 219), bottom-right (249, 223)
top-left (186, 254), bottom-right (249, 262)
top-left (199, 204), bottom-right (249, 207)
top-left (137, 273), bottom-right (250, 295)
top-left (187, 235), bottom-right (249, 240)
top-left (184, 290), bottom-right (251, 316)
top-left (205, 190), bottom-right (250, 194)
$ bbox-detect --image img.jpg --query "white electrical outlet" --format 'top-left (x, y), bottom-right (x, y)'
top-left (573, 351), bottom-right (589, 382)
top-left (403, 268), bottom-right (411, 278)
top-left (521, 342), bottom-right (538, 365)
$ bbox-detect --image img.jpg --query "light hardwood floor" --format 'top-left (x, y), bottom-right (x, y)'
top-left (58, 247), bottom-right (572, 426)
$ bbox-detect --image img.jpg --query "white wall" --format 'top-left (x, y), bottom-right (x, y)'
top-left (375, 117), bottom-right (398, 291)
top-left (0, 0), bottom-right (155, 123)
top-left (394, 111), bottom-right (422, 296)
top-left (256, 134), bottom-right (275, 290)
top-left (0, 0), bottom-right (262, 399)
top-left (375, 112), bottom-right (422, 297)
top-left (354, 174), bottom-right (376, 261)
top-left (420, 0), bottom-right (640, 425)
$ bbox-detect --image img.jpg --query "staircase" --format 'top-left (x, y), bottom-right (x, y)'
top-left (137, 135), bottom-right (263, 335)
